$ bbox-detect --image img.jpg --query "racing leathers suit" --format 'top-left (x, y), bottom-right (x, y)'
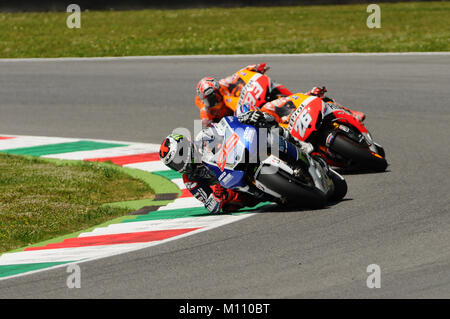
top-left (195, 63), bottom-right (293, 128)
top-left (260, 86), bottom-right (366, 125)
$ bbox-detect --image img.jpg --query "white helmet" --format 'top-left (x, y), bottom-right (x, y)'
top-left (159, 134), bottom-right (195, 173)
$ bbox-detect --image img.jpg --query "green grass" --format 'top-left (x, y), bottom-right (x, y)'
top-left (0, 1), bottom-right (448, 58)
top-left (0, 153), bottom-right (155, 253)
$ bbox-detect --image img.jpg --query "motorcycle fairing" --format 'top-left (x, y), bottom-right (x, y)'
top-left (202, 116), bottom-right (259, 189)
top-left (288, 96), bottom-right (323, 142)
top-left (327, 106), bottom-right (369, 135)
top-left (326, 107), bottom-right (379, 152)
top-left (224, 70), bottom-right (272, 116)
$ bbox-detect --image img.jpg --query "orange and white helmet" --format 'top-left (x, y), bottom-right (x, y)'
top-left (196, 77), bottom-right (222, 109)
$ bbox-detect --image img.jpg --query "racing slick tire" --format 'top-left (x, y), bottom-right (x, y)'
top-left (327, 168), bottom-right (348, 202)
top-left (330, 134), bottom-right (388, 171)
top-left (256, 165), bottom-right (328, 209)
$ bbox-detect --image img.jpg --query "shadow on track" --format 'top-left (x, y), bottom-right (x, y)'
top-left (334, 167), bottom-right (391, 176)
top-left (231, 197), bottom-right (354, 216)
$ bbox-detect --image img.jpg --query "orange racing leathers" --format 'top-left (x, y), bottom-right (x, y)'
top-left (260, 87), bottom-right (366, 126)
top-left (195, 63), bottom-right (293, 128)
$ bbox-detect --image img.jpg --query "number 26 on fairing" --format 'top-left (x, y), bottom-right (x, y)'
top-left (293, 109), bottom-right (313, 139)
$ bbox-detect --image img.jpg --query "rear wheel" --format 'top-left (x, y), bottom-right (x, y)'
top-left (330, 134), bottom-right (388, 171)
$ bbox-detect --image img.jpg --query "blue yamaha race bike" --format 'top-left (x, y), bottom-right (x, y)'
top-left (200, 116), bottom-right (347, 209)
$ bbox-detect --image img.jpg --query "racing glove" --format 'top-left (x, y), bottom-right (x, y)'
top-left (307, 86), bottom-right (336, 103)
top-left (245, 63), bottom-right (270, 74)
top-left (308, 86), bottom-right (327, 97)
top-left (238, 110), bottom-right (277, 128)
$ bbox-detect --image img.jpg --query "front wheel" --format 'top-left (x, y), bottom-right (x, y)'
top-left (330, 134), bottom-right (388, 171)
top-left (256, 165), bottom-right (328, 209)
top-left (328, 168), bottom-right (347, 202)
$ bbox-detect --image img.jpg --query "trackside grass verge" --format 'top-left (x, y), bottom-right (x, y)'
top-left (0, 153), bottom-right (155, 253)
top-left (0, 1), bottom-right (448, 58)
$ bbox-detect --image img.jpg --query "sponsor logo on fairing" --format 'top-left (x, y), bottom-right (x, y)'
top-left (325, 133), bottom-right (335, 146)
top-left (220, 173), bottom-right (233, 185)
top-left (185, 181), bottom-right (198, 190)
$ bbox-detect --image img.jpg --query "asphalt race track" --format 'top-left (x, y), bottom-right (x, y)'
top-left (0, 54), bottom-right (449, 298)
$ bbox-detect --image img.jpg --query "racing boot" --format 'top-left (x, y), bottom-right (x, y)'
top-left (308, 86), bottom-right (366, 122)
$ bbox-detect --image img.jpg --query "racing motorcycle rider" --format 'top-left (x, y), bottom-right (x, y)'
top-left (159, 111), bottom-right (315, 214)
top-left (195, 63), bottom-right (293, 128)
top-left (159, 133), bottom-right (259, 214)
top-left (261, 86), bottom-right (366, 125)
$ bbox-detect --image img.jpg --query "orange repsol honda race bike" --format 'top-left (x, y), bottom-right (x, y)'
top-left (223, 70), bottom-right (387, 171)
top-left (269, 93), bottom-right (388, 171)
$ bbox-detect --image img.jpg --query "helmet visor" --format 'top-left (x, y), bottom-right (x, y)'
top-left (168, 142), bottom-right (193, 173)
top-left (160, 135), bottom-right (194, 173)
top-left (202, 92), bottom-right (220, 108)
